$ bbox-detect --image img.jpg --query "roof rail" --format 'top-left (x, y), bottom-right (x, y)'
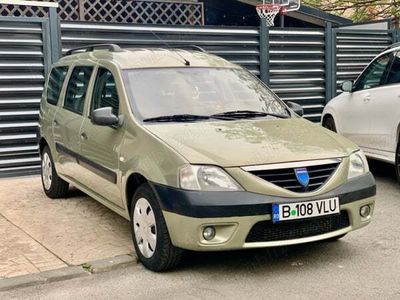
top-left (65, 44), bottom-right (123, 56)
top-left (166, 45), bottom-right (207, 53)
top-left (384, 42), bottom-right (400, 51)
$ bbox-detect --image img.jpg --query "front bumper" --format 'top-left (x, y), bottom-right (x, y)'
top-left (151, 173), bottom-right (375, 251)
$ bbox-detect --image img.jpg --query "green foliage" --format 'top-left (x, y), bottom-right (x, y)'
top-left (303, 0), bottom-right (399, 22)
top-left (81, 263), bottom-right (93, 273)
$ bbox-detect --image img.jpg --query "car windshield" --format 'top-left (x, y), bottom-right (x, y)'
top-left (123, 67), bottom-right (290, 122)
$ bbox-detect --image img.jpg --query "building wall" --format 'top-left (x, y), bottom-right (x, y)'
top-left (0, 0), bottom-right (204, 25)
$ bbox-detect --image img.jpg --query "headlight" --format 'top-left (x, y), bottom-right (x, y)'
top-left (348, 150), bottom-right (369, 179)
top-left (179, 165), bottom-right (243, 191)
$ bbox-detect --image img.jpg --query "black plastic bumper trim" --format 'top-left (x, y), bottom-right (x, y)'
top-left (151, 173), bottom-right (376, 218)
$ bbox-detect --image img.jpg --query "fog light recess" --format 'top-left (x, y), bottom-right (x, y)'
top-left (360, 205), bottom-right (371, 218)
top-left (203, 226), bottom-right (216, 241)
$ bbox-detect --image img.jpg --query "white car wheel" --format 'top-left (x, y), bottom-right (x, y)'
top-left (133, 197), bottom-right (157, 258)
top-left (40, 146), bottom-right (69, 199)
top-left (42, 152), bottom-right (53, 190)
top-left (130, 183), bottom-right (183, 271)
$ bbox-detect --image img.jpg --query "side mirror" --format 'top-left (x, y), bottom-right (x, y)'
top-left (341, 80), bottom-right (353, 92)
top-left (287, 101), bottom-right (304, 117)
top-left (91, 107), bottom-right (119, 127)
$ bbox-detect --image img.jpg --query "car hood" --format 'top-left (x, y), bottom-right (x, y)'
top-left (144, 118), bottom-right (358, 167)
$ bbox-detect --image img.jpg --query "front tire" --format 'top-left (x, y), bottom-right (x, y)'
top-left (41, 146), bottom-right (69, 198)
top-left (130, 183), bottom-right (183, 272)
top-left (323, 116), bottom-right (337, 133)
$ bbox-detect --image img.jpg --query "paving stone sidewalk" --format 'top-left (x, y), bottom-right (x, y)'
top-left (0, 176), bottom-right (133, 279)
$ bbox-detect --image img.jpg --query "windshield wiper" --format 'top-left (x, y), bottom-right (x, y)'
top-left (143, 114), bottom-right (210, 123)
top-left (211, 110), bottom-right (289, 120)
top-left (143, 111), bottom-right (289, 123)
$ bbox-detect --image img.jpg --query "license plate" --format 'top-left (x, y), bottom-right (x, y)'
top-left (272, 197), bottom-right (340, 223)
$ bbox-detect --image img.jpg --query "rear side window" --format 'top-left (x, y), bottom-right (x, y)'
top-left (354, 54), bottom-right (391, 91)
top-left (386, 52), bottom-right (400, 85)
top-left (64, 66), bottom-right (93, 114)
top-left (47, 66), bottom-right (68, 105)
top-left (91, 68), bottom-right (119, 115)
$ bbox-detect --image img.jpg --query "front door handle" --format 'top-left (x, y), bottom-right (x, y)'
top-left (364, 95), bottom-right (371, 102)
top-left (53, 119), bottom-right (58, 126)
top-left (80, 132), bottom-right (88, 141)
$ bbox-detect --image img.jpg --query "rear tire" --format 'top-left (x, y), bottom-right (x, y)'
top-left (395, 140), bottom-right (400, 184)
top-left (323, 116), bottom-right (337, 133)
top-left (41, 146), bottom-right (69, 198)
top-left (130, 183), bottom-right (183, 272)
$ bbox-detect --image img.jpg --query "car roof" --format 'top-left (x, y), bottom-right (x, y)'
top-left (380, 43), bottom-right (400, 56)
top-left (58, 48), bottom-right (240, 70)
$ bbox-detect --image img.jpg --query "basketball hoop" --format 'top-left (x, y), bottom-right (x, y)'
top-left (256, 4), bottom-right (281, 27)
top-left (256, 1), bottom-right (301, 27)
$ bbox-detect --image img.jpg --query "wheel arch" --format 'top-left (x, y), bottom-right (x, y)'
top-left (322, 113), bottom-right (334, 125)
top-left (39, 137), bottom-right (49, 156)
top-left (125, 172), bottom-right (148, 215)
top-left (322, 109), bottom-right (341, 134)
top-left (396, 122), bottom-right (400, 145)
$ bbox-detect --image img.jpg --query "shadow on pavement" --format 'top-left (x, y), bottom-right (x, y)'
top-left (67, 186), bottom-right (87, 197)
top-left (178, 238), bottom-right (358, 272)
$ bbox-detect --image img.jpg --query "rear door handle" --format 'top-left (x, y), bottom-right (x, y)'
top-left (364, 95), bottom-right (371, 102)
top-left (53, 119), bottom-right (58, 126)
top-left (80, 132), bottom-right (88, 141)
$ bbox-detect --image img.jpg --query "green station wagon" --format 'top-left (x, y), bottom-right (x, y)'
top-left (38, 44), bottom-right (376, 271)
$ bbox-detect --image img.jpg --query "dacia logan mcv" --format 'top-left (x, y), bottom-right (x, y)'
top-left (38, 44), bottom-right (376, 271)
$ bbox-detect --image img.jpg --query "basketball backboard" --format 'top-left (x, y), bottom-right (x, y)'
top-left (256, 0), bottom-right (301, 26)
top-left (263, 0), bottom-right (301, 12)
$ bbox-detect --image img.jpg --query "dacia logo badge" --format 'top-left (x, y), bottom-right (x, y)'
top-left (295, 168), bottom-right (309, 187)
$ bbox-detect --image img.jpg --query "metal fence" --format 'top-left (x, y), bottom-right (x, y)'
top-left (0, 17), bottom-right (51, 177)
top-left (0, 12), bottom-right (398, 177)
top-left (269, 28), bottom-right (326, 121)
top-left (61, 21), bottom-right (260, 74)
top-left (334, 28), bottom-right (393, 95)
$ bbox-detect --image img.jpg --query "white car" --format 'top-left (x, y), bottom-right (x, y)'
top-left (322, 43), bottom-right (400, 181)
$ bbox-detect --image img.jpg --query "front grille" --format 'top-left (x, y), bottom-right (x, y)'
top-left (249, 162), bottom-right (340, 193)
top-left (246, 211), bottom-right (350, 243)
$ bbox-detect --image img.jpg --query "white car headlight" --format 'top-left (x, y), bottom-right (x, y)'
top-left (179, 165), bottom-right (243, 191)
top-left (348, 150), bottom-right (369, 179)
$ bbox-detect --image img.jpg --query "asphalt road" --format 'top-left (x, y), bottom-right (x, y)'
top-left (1, 160), bottom-right (400, 300)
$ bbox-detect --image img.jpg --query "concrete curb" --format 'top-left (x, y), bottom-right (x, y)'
top-left (89, 254), bottom-right (137, 274)
top-left (0, 267), bottom-right (90, 292)
top-left (0, 274), bottom-right (45, 292)
top-left (0, 254), bottom-right (137, 292)
top-left (41, 266), bottom-right (90, 283)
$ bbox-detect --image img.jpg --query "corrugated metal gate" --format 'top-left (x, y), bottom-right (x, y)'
top-left (60, 22), bottom-right (260, 75)
top-left (269, 28), bottom-right (326, 122)
top-left (334, 29), bottom-right (393, 94)
top-left (0, 17), bottom-right (50, 177)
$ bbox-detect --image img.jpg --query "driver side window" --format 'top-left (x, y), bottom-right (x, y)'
top-left (354, 54), bottom-right (391, 92)
top-left (91, 67), bottom-right (119, 116)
